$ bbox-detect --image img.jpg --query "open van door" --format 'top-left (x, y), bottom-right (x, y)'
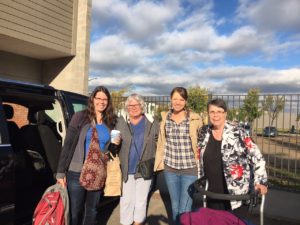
top-left (56, 90), bottom-right (88, 124)
top-left (0, 101), bottom-right (15, 225)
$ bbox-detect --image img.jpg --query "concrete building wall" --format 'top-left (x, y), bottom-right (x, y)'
top-left (0, 0), bottom-right (91, 95)
top-left (46, 0), bottom-right (91, 95)
top-left (0, 51), bottom-right (42, 83)
top-left (0, 0), bottom-right (74, 58)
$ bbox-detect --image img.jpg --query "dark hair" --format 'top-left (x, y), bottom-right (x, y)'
top-left (87, 86), bottom-right (116, 129)
top-left (170, 87), bottom-right (188, 101)
top-left (207, 98), bottom-right (227, 112)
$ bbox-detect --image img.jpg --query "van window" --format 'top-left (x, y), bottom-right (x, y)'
top-left (73, 103), bottom-right (87, 113)
top-left (60, 92), bottom-right (88, 121)
top-left (67, 95), bottom-right (87, 114)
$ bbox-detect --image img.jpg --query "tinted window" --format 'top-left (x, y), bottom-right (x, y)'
top-left (72, 102), bottom-right (87, 113)
top-left (265, 126), bottom-right (276, 130)
top-left (59, 91), bottom-right (88, 123)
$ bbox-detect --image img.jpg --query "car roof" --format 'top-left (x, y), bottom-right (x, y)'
top-left (0, 78), bottom-right (55, 93)
top-left (0, 79), bottom-right (57, 109)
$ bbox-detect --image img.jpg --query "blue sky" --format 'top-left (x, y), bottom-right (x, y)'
top-left (89, 0), bottom-right (300, 95)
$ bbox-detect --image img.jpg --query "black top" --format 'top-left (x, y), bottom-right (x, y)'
top-left (203, 132), bottom-right (231, 210)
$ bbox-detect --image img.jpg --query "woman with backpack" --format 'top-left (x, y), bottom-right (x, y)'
top-left (56, 86), bottom-right (120, 225)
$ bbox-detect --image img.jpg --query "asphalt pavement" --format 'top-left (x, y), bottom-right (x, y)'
top-left (97, 190), bottom-right (300, 225)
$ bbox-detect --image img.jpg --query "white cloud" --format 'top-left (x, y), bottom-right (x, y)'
top-left (223, 68), bottom-right (300, 93)
top-left (89, 0), bottom-right (300, 95)
top-left (89, 65), bottom-right (300, 95)
top-left (214, 26), bottom-right (266, 55)
top-left (92, 0), bottom-right (180, 41)
top-left (238, 0), bottom-right (300, 32)
top-left (90, 35), bottom-right (151, 71)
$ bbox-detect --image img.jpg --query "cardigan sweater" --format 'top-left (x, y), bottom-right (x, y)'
top-left (115, 114), bottom-right (159, 182)
top-left (56, 110), bottom-right (111, 179)
top-left (198, 121), bottom-right (268, 209)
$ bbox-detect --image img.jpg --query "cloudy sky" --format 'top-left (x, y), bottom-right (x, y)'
top-left (89, 0), bottom-right (300, 95)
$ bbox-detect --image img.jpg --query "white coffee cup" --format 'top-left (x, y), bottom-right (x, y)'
top-left (111, 130), bottom-right (121, 143)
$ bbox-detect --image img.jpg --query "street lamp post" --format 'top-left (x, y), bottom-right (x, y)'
top-left (88, 77), bottom-right (98, 81)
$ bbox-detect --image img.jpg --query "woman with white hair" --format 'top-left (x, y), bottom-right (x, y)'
top-left (115, 93), bottom-right (159, 225)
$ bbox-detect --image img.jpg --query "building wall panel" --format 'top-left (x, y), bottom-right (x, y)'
top-left (0, 20), bottom-right (71, 51)
top-left (0, 0), bottom-right (74, 53)
top-left (0, 51), bottom-right (42, 83)
top-left (12, 0), bottom-right (73, 23)
top-left (31, 0), bottom-right (73, 16)
top-left (0, 11), bottom-right (71, 44)
top-left (1, 1), bottom-right (72, 31)
top-left (0, 4), bottom-right (72, 38)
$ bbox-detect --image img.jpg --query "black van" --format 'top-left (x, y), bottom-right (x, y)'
top-left (0, 79), bottom-right (88, 225)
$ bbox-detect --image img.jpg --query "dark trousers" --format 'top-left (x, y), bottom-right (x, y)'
top-left (67, 171), bottom-right (101, 225)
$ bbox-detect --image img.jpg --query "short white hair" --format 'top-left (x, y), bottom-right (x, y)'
top-left (125, 93), bottom-right (146, 114)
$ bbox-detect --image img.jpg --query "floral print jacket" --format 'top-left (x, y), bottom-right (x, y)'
top-left (198, 121), bottom-right (268, 209)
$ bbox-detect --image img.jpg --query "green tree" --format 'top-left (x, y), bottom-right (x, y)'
top-left (262, 95), bottom-right (285, 126)
top-left (111, 88), bottom-right (128, 114)
top-left (227, 108), bottom-right (239, 122)
top-left (242, 88), bottom-right (262, 124)
top-left (154, 104), bottom-right (169, 121)
top-left (236, 108), bottom-right (247, 122)
top-left (297, 114), bottom-right (300, 122)
top-left (295, 114), bottom-right (300, 130)
top-left (187, 86), bottom-right (209, 124)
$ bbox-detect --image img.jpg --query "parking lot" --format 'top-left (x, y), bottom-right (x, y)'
top-left (94, 134), bottom-right (300, 225)
top-left (97, 191), bottom-right (300, 225)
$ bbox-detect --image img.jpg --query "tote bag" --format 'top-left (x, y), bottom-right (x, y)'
top-left (104, 153), bottom-right (122, 196)
top-left (79, 128), bottom-right (108, 191)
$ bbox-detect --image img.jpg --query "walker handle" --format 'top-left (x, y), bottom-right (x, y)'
top-left (194, 178), bottom-right (256, 201)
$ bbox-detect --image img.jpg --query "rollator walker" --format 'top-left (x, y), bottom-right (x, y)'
top-left (181, 177), bottom-right (266, 225)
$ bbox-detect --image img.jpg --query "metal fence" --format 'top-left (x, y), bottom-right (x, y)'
top-left (113, 94), bottom-right (300, 191)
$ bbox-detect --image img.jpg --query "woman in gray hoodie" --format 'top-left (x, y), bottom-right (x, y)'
top-left (116, 94), bottom-right (159, 225)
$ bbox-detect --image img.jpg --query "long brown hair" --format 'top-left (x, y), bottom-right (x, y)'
top-left (170, 87), bottom-right (188, 101)
top-left (87, 86), bottom-right (116, 129)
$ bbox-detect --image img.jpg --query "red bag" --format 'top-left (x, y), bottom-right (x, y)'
top-left (180, 207), bottom-right (246, 225)
top-left (33, 184), bottom-right (69, 225)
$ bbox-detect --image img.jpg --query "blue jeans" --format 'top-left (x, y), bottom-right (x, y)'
top-left (67, 171), bottom-right (101, 225)
top-left (164, 171), bottom-right (197, 224)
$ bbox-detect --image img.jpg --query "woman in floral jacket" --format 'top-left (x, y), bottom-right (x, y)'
top-left (197, 98), bottom-right (268, 211)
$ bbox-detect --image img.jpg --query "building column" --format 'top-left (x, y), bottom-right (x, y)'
top-left (44, 0), bottom-right (91, 95)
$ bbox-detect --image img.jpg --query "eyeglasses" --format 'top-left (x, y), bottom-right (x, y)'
top-left (209, 111), bottom-right (225, 116)
top-left (127, 104), bottom-right (140, 109)
top-left (94, 97), bottom-right (108, 102)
